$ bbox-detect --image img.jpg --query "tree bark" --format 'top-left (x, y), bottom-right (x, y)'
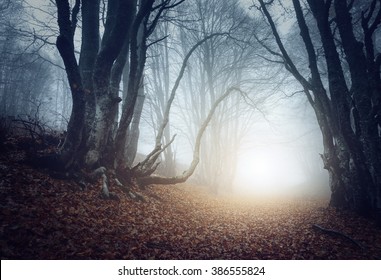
top-left (55, 0), bottom-right (85, 169)
top-left (85, 0), bottom-right (136, 167)
top-left (114, 0), bottom-right (155, 169)
top-left (334, 0), bottom-right (381, 212)
top-left (310, 0), bottom-right (374, 215)
top-left (260, 0), bottom-right (379, 217)
top-left (77, 0), bottom-right (100, 166)
top-left (125, 79), bottom-right (145, 167)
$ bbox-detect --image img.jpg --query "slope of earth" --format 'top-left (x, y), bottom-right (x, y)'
top-left (1, 141), bottom-right (381, 259)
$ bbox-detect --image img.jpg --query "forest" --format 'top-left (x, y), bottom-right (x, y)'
top-left (0, 0), bottom-right (381, 259)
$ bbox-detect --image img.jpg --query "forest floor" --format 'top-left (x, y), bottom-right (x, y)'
top-left (1, 138), bottom-right (381, 260)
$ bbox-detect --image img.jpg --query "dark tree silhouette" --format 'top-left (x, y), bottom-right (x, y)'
top-left (258, 0), bottom-right (381, 221)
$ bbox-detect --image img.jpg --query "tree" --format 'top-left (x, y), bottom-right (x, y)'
top-left (0, 0), bottom-right (54, 121)
top-left (135, 32), bottom-right (229, 179)
top-left (137, 86), bottom-right (245, 186)
top-left (53, 0), bottom-right (250, 198)
top-left (54, 0), bottom-right (185, 171)
top-left (169, 0), bottom-right (261, 192)
top-left (145, 18), bottom-right (177, 176)
top-left (256, 0), bottom-right (381, 220)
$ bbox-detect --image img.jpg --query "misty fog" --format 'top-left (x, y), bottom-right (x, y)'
top-left (0, 0), bottom-right (330, 198)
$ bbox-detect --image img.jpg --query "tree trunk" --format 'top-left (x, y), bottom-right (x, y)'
top-left (114, 19), bottom-right (148, 169)
top-left (114, 0), bottom-right (157, 169)
top-left (303, 0), bottom-right (378, 217)
top-left (85, 0), bottom-right (136, 167)
top-left (55, 0), bottom-right (85, 169)
top-left (77, 0), bottom-right (100, 166)
top-left (125, 79), bottom-right (145, 166)
top-left (260, 0), bottom-right (379, 218)
top-left (334, 0), bottom-right (381, 213)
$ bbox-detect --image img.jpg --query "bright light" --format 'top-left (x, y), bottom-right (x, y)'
top-left (234, 145), bottom-right (306, 196)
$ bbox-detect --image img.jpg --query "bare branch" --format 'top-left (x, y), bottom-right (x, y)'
top-left (137, 87), bottom-right (243, 186)
top-left (258, 0), bottom-right (312, 90)
top-left (147, 35), bottom-right (169, 48)
top-left (139, 32), bottom-right (228, 173)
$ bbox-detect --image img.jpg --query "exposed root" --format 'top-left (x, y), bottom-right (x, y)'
top-left (101, 173), bottom-right (109, 198)
top-left (114, 177), bottom-right (146, 202)
top-left (92, 167), bottom-right (119, 200)
top-left (312, 224), bottom-right (365, 250)
top-left (90, 166), bottom-right (107, 180)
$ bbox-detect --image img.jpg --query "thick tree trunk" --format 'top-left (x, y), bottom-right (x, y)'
top-left (114, 0), bottom-right (167, 168)
top-left (334, 0), bottom-right (381, 213)
top-left (261, 0), bottom-right (379, 218)
top-left (55, 0), bottom-right (85, 169)
top-left (114, 0), bottom-right (157, 169)
top-left (77, 0), bottom-right (100, 166)
top-left (306, 0), bottom-right (379, 217)
top-left (85, 0), bottom-right (136, 167)
top-left (306, 0), bottom-right (374, 215)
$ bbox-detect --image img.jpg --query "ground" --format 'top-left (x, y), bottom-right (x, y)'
top-left (1, 138), bottom-right (381, 260)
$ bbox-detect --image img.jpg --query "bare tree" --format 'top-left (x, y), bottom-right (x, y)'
top-left (137, 87), bottom-right (244, 186)
top-left (172, 0), bottom-right (261, 192)
top-left (54, 0), bottom-right (183, 171)
top-left (0, 0), bottom-right (54, 121)
top-left (145, 18), bottom-right (176, 176)
top-left (256, 0), bottom-right (381, 220)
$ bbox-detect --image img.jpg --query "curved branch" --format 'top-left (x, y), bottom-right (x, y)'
top-left (139, 32), bottom-right (228, 172)
top-left (136, 134), bottom-right (177, 176)
top-left (137, 87), bottom-right (241, 186)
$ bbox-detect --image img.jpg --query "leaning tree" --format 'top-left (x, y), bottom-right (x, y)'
top-left (256, 0), bottom-right (381, 221)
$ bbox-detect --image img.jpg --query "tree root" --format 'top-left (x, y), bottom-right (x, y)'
top-left (312, 224), bottom-right (365, 250)
top-left (89, 167), bottom-right (119, 200)
top-left (114, 177), bottom-right (146, 202)
top-left (90, 166), bottom-right (107, 180)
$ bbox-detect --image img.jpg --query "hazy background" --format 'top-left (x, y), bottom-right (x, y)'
top-left (0, 0), bottom-right (329, 197)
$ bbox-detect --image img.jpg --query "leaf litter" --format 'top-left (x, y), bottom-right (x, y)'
top-left (0, 144), bottom-right (381, 260)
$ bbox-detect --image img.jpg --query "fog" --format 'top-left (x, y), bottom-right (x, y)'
top-left (233, 98), bottom-right (329, 197)
top-left (138, 77), bottom-right (329, 197)
top-left (1, 0), bottom-right (330, 198)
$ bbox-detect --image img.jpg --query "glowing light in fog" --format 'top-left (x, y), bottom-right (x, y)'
top-left (235, 146), bottom-right (306, 195)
